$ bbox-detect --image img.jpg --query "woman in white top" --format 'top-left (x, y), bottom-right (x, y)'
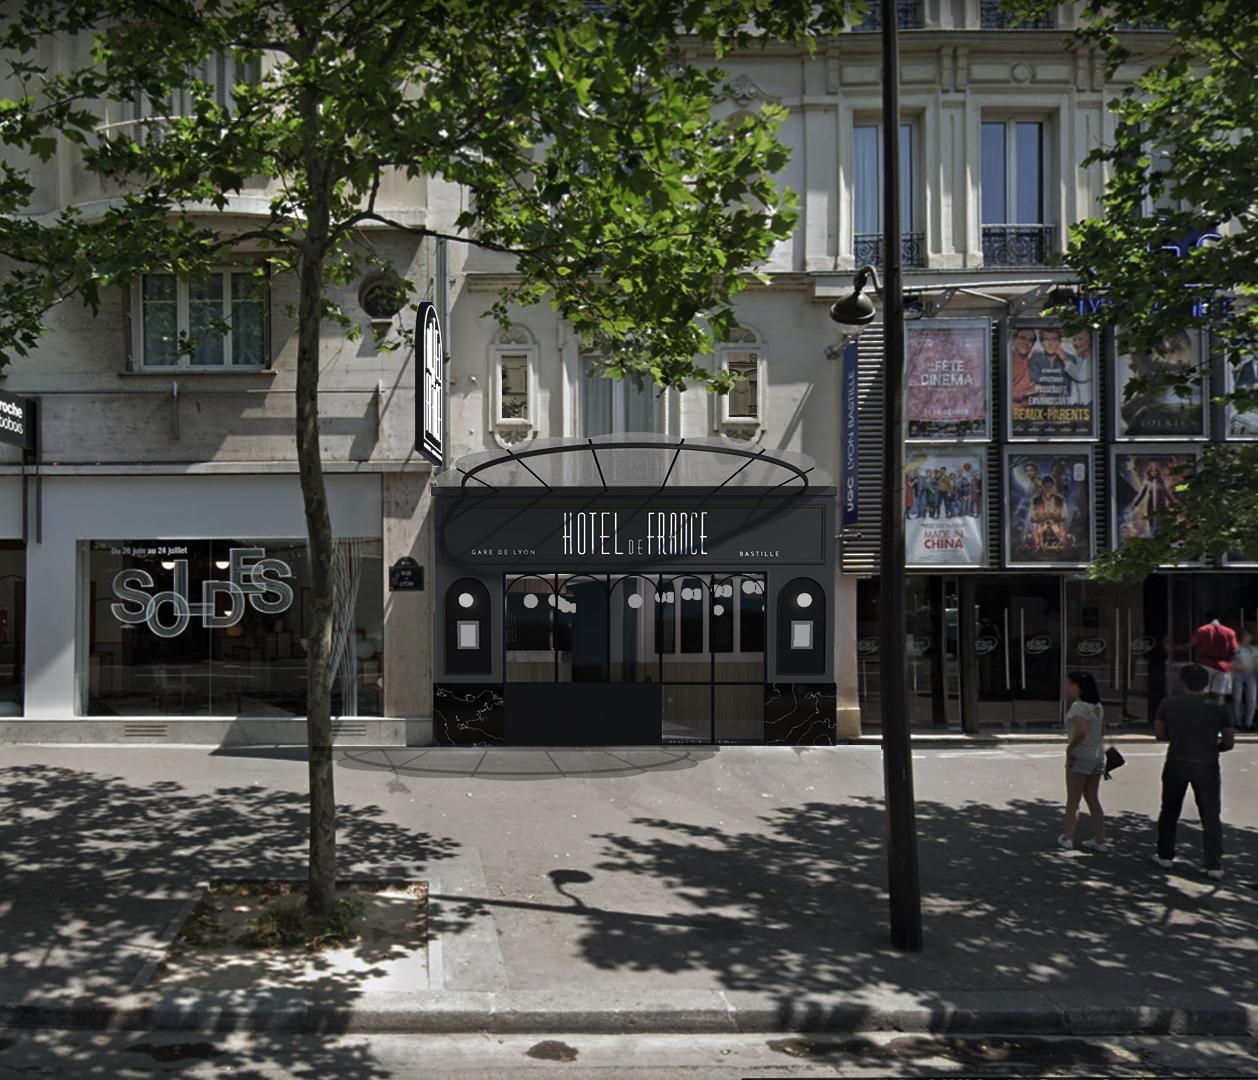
top-left (1058, 670), bottom-right (1108, 852)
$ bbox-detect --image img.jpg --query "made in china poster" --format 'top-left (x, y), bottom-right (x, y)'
top-left (1007, 321), bottom-right (1097, 438)
top-left (904, 319), bottom-right (990, 440)
top-left (904, 449), bottom-right (986, 567)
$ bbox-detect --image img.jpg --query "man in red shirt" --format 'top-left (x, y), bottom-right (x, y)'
top-left (1190, 612), bottom-right (1239, 704)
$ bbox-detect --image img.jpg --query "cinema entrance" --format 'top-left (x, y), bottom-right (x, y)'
top-left (432, 435), bottom-right (837, 747)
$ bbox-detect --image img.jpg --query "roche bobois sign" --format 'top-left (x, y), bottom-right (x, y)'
top-left (111, 546), bottom-right (295, 637)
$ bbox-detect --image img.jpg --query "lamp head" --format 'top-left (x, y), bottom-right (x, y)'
top-left (828, 264), bottom-right (881, 328)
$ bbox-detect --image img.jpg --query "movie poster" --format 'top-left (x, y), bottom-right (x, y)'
top-left (1005, 450), bottom-right (1092, 567)
top-left (905, 319), bottom-right (991, 440)
top-left (1224, 351), bottom-right (1258, 439)
top-left (1007, 321), bottom-right (1097, 438)
top-left (904, 448), bottom-right (986, 567)
top-left (1114, 329), bottom-right (1208, 439)
top-left (1111, 450), bottom-right (1198, 544)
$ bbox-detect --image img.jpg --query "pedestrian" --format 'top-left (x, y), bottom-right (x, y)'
top-left (1057, 671), bottom-right (1107, 853)
top-left (1189, 610), bottom-right (1238, 704)
top-left (1231, 626), bottom-right (1258, 732)
top-left (1151, 664), bottom-right (1235, 880)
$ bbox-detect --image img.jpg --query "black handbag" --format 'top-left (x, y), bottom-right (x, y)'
top-left (1104, 745), bottom-right (1126, 780)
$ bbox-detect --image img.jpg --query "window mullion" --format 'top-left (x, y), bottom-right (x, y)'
top-left (1006, 121), bottom-right (1017, 225)
top-left (222, 269), bottom-right (232, 367)
top-left (177, 278), bottom-right (190, 368)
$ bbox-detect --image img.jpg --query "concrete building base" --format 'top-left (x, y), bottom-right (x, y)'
top-left (0, 716), bottom-right (431, 747)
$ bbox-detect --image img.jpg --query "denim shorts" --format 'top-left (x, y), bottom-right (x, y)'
top-left (1070, 751), bottom-right (1104, 777)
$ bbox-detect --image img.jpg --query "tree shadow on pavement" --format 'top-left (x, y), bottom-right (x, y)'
top-left (0, 763), bottom-right (461, 1080)
top-left (581, 796), bottom-right (1258, 1012)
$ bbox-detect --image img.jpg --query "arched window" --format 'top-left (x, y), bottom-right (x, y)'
top-left (717, 325), bottom-right (766, 439)
top-left (445, 578), bottom-right (491, 676)
top-left (556, 574), bottom-right (610, 682)
top-left (491, 325), bottom-right (538, 448)
top-left (505, 574), bottom-right (555, 681)
top-left (777, 576), bottom-right (826, 676)
top-left (609, 575), bottom-right (657, 683)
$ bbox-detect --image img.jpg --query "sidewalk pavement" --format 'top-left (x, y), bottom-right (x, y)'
top-left (2, 742), bottom-right (1257, 1037)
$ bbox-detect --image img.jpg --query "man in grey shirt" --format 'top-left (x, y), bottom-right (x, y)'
top-left (1152, 664), bottom-right (1235, 879)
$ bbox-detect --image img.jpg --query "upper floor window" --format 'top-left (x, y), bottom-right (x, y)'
top-left (717, 330), bottom-right (766, 437)
top-left (854, 0), bottom-right (924, 30)
top-left (1144, 144), bottom-right (1189, 218)
top-left (981, 119), bottom-right (1052, 266)
top-left (131, 52), bottom-right (258, 126)
top-left (853, 122), bottom-right (922, 268)
top-left (135, 270), bottom-right (267, 369)
top-left (580, 361), bottom-right (657, 437)
top-left (491, 326), bottom-right (538, 448)
top-left (980, 1), bottom-right (1054, 29)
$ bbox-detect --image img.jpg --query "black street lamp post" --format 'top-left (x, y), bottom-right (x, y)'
top-left (829, 0), bottom-right (923, 952)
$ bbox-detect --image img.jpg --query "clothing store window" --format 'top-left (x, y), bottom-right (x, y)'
top-left (82, 538), bottom-right (383, 716)
top-left (0, 543), bottom-right (24, 716)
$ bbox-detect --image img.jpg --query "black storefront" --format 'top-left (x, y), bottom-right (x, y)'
top-left (433, 436), bottom-right (837, 746)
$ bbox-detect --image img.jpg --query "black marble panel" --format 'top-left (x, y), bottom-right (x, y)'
top-left (764, 683), bottom-right (836, 745)
top-left (434, 684), bottom-right (505, 746)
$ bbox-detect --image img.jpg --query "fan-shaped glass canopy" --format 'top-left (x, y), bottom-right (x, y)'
top-left (435, 434), bottom-right (829, 493)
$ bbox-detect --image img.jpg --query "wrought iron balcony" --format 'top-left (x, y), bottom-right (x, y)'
top-left (854, 232), bottom-right (925, 269)
top-left (854, 0), bottom-right (925, 31)
top-left (981, 224), bottom-right (1054, 266)
top-left (980, 1), bottom-right (1054, 29)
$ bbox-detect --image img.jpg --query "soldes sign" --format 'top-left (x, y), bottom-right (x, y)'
top-left (111, 546), bottom-right (294, 638)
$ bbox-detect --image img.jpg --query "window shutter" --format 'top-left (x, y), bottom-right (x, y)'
top-left (840, 321), bottom-right (1001, 574)
top-left (840, 326), bottom-right (886, 575)
top-left (213, 52), bottom-right (229, 108)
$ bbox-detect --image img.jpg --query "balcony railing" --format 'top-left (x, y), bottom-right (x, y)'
top-left (854, 232), bottom-right (925, 269)
top-left (980, 1), bottom-right (1054, 29)
top-left (854, 0), bottom-right (924, 31)
top-left (981, 224), bottom-right (1054, 266)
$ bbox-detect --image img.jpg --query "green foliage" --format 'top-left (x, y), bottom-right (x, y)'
top-left (1090, 445), bottom-right (1258, 581)
top-left (2, 0), bottom-right (862, 387)
top-left (236, 893), bottom-right (364, 950)
top-left (1007, 0), bottom-right (1258, 580)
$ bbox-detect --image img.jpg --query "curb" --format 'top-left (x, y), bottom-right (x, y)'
top-left (2, 989), bottom-right (1254, 1038)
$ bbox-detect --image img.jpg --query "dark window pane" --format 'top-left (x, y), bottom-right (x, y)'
top-left (981, 122), bottom-right (1007, 224)
top-left (557, 576), bottom-right (608, 682)
top-left (899, 122), bottom-right (914, 226)
top-left (740, 577), bottom-right (766, 653)
top-left (506, 575), bottom-right (554, 682)
top-left (679, 577), bottom-right (705, 654)
top-left (853, 124), bottom-right (880, 234)
top-left (1014, 121), bottom-right (1043, 223)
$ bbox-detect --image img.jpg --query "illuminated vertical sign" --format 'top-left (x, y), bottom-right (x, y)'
top-left (842, 343), bottom-right (859, 527)
top-left (417, 300), bottom-right (444, 466)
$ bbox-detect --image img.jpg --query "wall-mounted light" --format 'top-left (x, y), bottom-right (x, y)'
top-left (214, 560), bottom-right (231, 571)
top-left (160, 560), bottom-right (176, 571)
top-left (828, 264), bottom-right (882, 329)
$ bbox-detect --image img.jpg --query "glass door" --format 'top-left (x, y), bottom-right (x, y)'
top-left (1064, 578), bottom-right (1164, 727)
top-left (974, 576), bottom-right (1062, 728)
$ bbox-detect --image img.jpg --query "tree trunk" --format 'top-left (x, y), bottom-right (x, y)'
top-left (296, 139), bottom-right (337, 919)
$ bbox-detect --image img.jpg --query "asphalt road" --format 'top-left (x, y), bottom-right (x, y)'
top-left (2, 1029), bottom-right (1256, 1078)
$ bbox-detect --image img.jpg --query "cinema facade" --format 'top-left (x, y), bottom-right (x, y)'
top-left (432, 436), bottom-right (838, 746)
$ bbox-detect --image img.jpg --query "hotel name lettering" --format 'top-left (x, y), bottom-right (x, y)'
top-left (469, 510), bottom-right (711, 559)
top-left (450, 501), bottom-right (828, 566)
top-left (564, 510), bottom-right (708, 557)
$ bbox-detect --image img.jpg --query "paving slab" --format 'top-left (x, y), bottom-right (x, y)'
top-left (1, 743), bottom-right (1257, 1035)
